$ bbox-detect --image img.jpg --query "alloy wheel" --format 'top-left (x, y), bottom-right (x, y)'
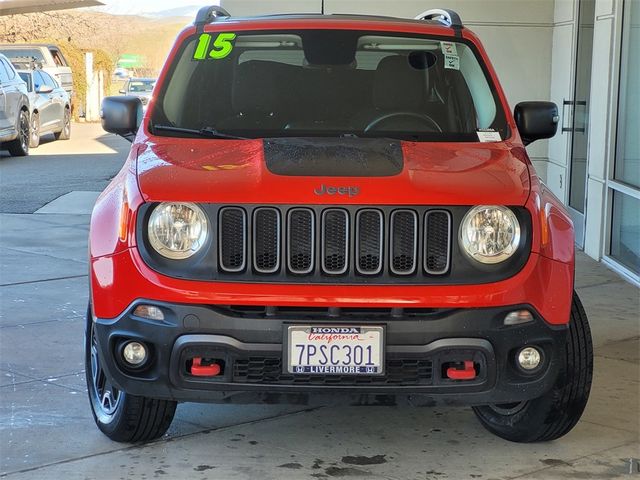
top-left (19, 112), bottom-right (29, 152)
top-left (63, 110), bottom-right (71, 137)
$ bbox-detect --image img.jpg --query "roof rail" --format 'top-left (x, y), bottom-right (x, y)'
top-left (194, 5), bottom-right (231, 26)
top-left (414, 9), bottom-right (463, 29)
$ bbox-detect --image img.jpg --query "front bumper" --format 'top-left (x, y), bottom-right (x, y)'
top-left (93, 301), bottom-right (567, 406)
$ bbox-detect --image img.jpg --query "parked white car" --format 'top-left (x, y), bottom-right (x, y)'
top-left (0, 44), bottom-right (73, 99)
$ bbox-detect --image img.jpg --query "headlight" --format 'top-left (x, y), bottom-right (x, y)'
top-left (148, 203), bottom-right (208, 259)
top-left (459, 205), bottom-right (520, 264)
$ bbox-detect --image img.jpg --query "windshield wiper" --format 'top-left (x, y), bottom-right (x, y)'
top-left (152, 124), bottom-right (247, 140)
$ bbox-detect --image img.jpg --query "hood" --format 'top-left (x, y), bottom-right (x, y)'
top-left (136, 136), bottom-right (531, 206)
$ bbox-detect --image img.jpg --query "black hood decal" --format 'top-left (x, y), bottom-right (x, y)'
top-left (264, 137), bottom-right (404, 177)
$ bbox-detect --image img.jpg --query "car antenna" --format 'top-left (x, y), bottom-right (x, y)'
top-left (321, 0), bottom-right (324, 14)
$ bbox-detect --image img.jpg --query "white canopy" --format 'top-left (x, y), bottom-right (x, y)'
top-left (0, 0), bottom-right (103, 16)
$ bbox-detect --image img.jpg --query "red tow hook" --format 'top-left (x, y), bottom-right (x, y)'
top-left (446, 361), bottom-right (476, 380)
top-left (190, 357), bottom-right (221, 377)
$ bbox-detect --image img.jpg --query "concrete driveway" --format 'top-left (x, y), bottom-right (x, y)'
top-left (0, 125), bottom-right (638, 479)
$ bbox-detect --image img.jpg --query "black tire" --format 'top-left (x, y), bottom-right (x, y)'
top-left (473, 292), bottom-right (593, 443)
top-left (6, 109), bottom-right (29, 156)
top-left (29, 112), bottom-right (40, 148)
top-left (85, 304), bottom-right (177, 443)
top-left (54, 107), bottom-right (71, 140)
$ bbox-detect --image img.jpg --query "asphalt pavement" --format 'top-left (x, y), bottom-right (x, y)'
top-left (0, 124), bottom-right (638, 479)
top-left (0, 125), bottom-right (126, 214)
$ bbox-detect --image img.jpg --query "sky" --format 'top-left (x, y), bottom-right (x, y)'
top-left (90, 0), bottom-right (219, 16)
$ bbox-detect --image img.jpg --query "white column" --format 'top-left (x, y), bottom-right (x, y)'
top-left (583, 0), bottom-right (623, 260)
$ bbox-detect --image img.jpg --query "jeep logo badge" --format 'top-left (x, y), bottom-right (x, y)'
top-left (314, 184), bottom-right (360, 197)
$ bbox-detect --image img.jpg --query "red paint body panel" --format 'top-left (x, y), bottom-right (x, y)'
top-left (91, 246), bottom-right (572, 326)
top-left (135, 138), bottom-right (530, 206)
top-left (90, 16), bottom-right (575, 327)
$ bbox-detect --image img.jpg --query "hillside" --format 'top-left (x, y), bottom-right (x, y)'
top-left (0, 10), bottom-right (189, 73)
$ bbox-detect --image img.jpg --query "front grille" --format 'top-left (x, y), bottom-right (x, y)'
top-left (139, 204), bottom-right (530, 285)
top-left (214, 205), bottom-right (452, 279)
top-left (233, 356), bottom-right (433, 386)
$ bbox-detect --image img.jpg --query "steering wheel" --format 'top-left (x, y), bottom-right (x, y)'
top-left (364, 112), bottom-right (443, 133)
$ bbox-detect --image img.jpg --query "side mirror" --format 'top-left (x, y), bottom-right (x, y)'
top-left (119, 89), bottom-right (126, 94)
top-left (36, 85), bottom-right (54, 94)
top-left (100, 96), bottom-right (142, 141)
top-left (514, 101), bottom-right (559, 146)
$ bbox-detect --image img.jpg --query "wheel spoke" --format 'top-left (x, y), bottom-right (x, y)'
top-left (90, 325), bottom-right (121, 415)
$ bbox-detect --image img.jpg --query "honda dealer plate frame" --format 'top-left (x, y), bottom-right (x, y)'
top-left (284, 325), bottom-right (385, 375)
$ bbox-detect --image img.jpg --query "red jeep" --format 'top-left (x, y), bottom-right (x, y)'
top-left (89, 7), bottom-right (593, 443)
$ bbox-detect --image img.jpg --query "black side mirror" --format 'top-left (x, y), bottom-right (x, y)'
top-left (100, 96), bottom-right (142, 141)
top-left (514, 101), bottom-right (559, 146)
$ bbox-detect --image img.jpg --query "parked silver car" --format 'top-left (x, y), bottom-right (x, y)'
top-left (0, 53), bottom-right (30, 156)
top-left (0, 44), bottom-right (73, 99)
top-left (17, 67), bottom-right (71, 147)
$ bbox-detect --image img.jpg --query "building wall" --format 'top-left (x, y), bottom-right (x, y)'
top-left (547, 0), bottom-right (577, 202)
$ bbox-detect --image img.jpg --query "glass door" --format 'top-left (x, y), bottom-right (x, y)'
top-left (567, 0), bottom-right (596, 248)
top-left (608, 0), bottom-right (640, 281)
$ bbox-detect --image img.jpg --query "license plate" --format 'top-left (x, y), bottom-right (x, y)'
top-left (286, 325), bottom-right (384, 375)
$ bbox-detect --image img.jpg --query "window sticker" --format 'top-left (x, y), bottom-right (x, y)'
top-left (440, 41), bottom-right (458, 55)
top-left (193, 32), bottom-right (237, 60)
top-left (477, 129), bottom-right (502, 142)
top-left (444, 54), bottom-right (460, 70)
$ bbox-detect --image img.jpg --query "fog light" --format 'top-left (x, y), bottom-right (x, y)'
top-left (133, 305), bottom-right (164, 321)
top-left (122, 341), bottom-right (148, 366)
top-left (517, 346), bottom-right (542, 371)
top-left (504, 310), bottom-right (533, 326)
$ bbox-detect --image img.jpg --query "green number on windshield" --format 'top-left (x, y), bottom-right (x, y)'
top-left (193, 33), bottom-right (237, 60)
top-left (193, 33), bottom-right (212, 60)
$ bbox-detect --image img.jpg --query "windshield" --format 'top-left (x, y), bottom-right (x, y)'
top-left (151, 29), bottom-right (509, 142)
top-left (0, 48), bottom-right (45, 62)
top-left (128, 79), bottom-right (155, 93)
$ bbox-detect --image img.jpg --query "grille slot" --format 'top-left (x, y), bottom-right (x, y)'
top-left (424, 210), bottom-right (451, 275)
top-left (390, 210), bottom-right (418, 275)
top-left (287, 209), bottom-right (314, 274)
top-left (253, 208), bottom-right (280, 273)
top-left (233, 356), bottom-right (433, 386)
top-left (356, 209), bottom-right (383, 275)
top-left (218, 207), bottom-right (247, 272)
top-left (321, 209), bottom-right (349, 275)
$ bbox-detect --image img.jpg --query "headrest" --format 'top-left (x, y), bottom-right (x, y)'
top-left (232, 61), bottom-right (281, 114)
top-left (373, 55), bottom-right (428, 110)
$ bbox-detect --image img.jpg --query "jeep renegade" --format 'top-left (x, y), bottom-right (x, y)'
top-left (90, 7), bottom-right (593, 443)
